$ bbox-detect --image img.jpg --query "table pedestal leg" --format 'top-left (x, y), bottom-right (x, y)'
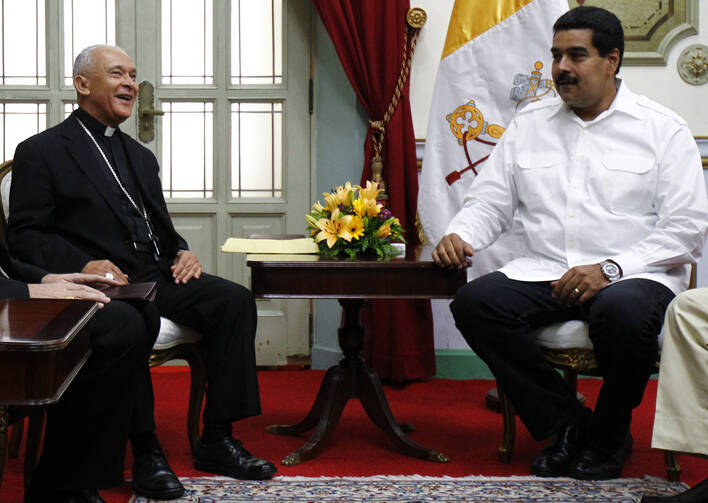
top-left (0, 406), bottom-right (7, 489)
top-left (266, 299), bottom-right (449, 465)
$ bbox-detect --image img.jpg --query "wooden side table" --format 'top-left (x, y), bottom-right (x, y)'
top-left (0, 299), bottom-right (97, 487)
top-left (247, 256), bottom-right (466, 465)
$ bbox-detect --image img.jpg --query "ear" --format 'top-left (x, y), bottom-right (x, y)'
top-left (74, 74), bottom-right (90, 97)
top-left (606, 48), bottom-right (620, 75)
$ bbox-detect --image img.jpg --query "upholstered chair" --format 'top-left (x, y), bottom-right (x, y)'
top-left (495, 266), bottom-right (695, 483)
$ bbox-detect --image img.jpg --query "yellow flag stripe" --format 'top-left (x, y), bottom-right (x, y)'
top-left (442, 0), bottom-right (537, 59)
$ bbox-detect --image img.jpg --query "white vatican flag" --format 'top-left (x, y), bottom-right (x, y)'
top-left (419, 0), bottom-right (568, 279)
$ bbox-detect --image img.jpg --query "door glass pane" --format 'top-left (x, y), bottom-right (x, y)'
top-left (162, 0), bottom-right (213, 85)
top-left (0, 0), bottom-right (46, 85)
top-left (231, 0), bottom-right (282, 85)
top-left (231, 102), bottom-right (282, 198)
top-left (64, 102), bottom-right (78, 119)
top-left (0, 103), bottom-right (46, 160)
top-left (63, 0), bottom-right (116, 86)
top-left (161, 101), bottom-right (213, 198)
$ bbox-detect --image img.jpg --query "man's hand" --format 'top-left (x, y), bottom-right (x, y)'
top-left (28, 280), bottom-right (111, 305)
top-left (81, 260), bottom-right (129, 285)
top-left (433, 233), bottom-right (474, 269)
top-left (171, 250), bottom-right (202, 284)
top-left (551, 264), bottom-right (609, 306)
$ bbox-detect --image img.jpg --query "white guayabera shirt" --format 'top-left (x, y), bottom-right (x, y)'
top-left (447, 80), bottom-right (708, 295)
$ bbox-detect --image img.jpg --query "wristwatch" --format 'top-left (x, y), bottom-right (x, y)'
top-left (599, 260), bottom-right (622, 283)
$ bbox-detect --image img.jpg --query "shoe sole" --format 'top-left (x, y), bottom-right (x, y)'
top-left (568, 470), bottom-right (622, 481)
top-left (530, 468), bottom-right (568, 478)
top-left (194, 460), bottom-right (276, 480)
top-left (134, 483), bottom-right (186, 500)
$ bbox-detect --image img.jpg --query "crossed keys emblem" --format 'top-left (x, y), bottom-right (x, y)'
top-left (444, 99), bottom-right (505, 185)
top-left (444, 61), bottom-right (555, 185)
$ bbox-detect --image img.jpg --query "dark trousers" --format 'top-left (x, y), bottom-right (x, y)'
top-left (131, 262), bottom-right (260, 430)
top-left (33, 300), bottom-right (156, 490)
top-left (450, 272), bottom-right (674, 453)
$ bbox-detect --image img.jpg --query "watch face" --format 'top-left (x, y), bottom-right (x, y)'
top-left (602, 262), bottom-right (619, 277)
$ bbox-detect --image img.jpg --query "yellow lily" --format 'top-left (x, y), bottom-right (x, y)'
top-left (305, 214), bottom-right (320, 229)
top-left (314, 209), bottom-right (343, 248)
top-left (353, 197), bottom-right (382, 218)
top-left (375, 222), bottom-right (392, 238)
top-left (323, 182), bottom-right (355, 211)
top-left (358, 180), bottom-right (380, 201)
top-left (322, 192), bottom-right (339, 212)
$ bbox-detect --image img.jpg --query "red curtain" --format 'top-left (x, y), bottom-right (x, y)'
top-left (313, 0), bottom-right (434, 382)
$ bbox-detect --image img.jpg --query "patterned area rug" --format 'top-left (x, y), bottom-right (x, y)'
top-left (130, 475), bottom-right (688, 502)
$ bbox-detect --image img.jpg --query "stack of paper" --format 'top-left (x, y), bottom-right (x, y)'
top-left (221, 237), bottom-right (319, 254)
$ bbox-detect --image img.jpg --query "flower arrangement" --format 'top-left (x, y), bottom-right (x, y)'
top-left (306, 181), bottom-right (405, 259)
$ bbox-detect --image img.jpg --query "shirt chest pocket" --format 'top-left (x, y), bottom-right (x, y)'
top-left (594, 153), bottom-right (655, 213)
top-left (515, 152), bottom-right (564, 205)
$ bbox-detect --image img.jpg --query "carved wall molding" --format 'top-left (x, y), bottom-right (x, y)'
top-left (571, 1), bottom-right (700, 66)
top-left (677, 44), bottom-right (708, 85)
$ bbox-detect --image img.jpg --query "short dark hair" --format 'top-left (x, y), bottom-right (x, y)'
top-left (553, 6), bottom-right (624, 74)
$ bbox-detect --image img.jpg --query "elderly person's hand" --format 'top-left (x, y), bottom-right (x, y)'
top-left (171, 250), bottom-right (202, 284)
top-left (28, 272), bottom-right (120, 306)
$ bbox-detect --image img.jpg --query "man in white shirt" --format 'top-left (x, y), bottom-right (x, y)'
top-left (640, 288), bottom-right (708, 502)
top-left (433, 6), bottom-right (708, 480)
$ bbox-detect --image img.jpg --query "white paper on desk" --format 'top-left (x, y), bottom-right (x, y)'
top-left (246, 253), bottom-right (320, 262)
top-left (221, 237), bottom-right (319, 254)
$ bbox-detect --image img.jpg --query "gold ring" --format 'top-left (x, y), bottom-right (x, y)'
top-left (63, 296), bottom-right (76, 300)
top-left (573, 288), bottom-right (581, 295)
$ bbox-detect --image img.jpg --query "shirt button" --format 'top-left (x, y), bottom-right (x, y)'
top-left (568, 240), bottom-right (576, 248)
top-left (568, 210), bottom-right (575, 217)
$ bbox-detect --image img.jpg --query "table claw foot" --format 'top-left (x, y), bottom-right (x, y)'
top-left (399, 422), bottom-right (415, 433)
top-left (428, 451), bottom-right (451, 463)
top-left (266, 424), bottom-right (301, 436)
top-left (281, 452), bottom-right (302, 466)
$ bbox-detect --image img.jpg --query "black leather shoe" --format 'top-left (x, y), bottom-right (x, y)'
top-left (568, 435), bottom-right (633, 481)
top-left (132, 447), bottom-right (185, 499)
top-left (640, 477), bottom-right (708, 502)
top-left (26, 488), bottom-right (106, 503)
top-left (530, 420), bottom-right (587, 477)
top-left (194, 437), bottom-right (277, 480)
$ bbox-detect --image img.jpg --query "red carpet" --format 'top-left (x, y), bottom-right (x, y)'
top-left (2, 368), bottom-right (707, 502)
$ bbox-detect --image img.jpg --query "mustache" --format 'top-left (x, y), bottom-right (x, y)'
top-left (556, 73), bottom-right (578, 85)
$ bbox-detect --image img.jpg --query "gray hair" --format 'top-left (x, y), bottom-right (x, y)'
top-left (72, 44), bottom-right (130, 79)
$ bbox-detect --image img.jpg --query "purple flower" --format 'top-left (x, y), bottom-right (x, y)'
top-left (379, 208), bottom-right (392, 220)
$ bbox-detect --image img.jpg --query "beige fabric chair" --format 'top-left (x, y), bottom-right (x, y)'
top-left (496, 269), bottom-right (696, 482)
top-left (0, 160), bottom-right (206, 486)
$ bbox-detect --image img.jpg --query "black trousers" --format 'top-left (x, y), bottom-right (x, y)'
top-left (450, 272), bottom-right (674, 453)
top-left (33, 299), bottom-right (157, 490)
top-left (131, 261), bottom-right (260, 431)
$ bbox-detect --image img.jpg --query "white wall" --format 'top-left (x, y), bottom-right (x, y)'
top-left (408, 2), bottom-right (708, 349)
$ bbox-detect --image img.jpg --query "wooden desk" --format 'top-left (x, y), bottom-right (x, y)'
top-left (0, 299), bottom-right (97, 486)
top-left (247, 256), bottom-right (466, 465)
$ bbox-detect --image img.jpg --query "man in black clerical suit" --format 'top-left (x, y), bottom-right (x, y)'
top-left (0, 243), bottom-right (156, 503)
top-left (7, 45), bottom-right (277, 499)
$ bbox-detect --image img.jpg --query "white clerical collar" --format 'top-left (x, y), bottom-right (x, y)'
top-left (104, 126), bottom-right (116, 137)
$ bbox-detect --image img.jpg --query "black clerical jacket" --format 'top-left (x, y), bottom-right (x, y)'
top-left (7, 111), bottom-right (188, 276)
top-left (0, 243), bottom-right (46, 298)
